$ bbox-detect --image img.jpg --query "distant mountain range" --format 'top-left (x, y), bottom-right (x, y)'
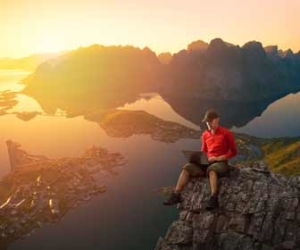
top-left (0, 52), bottom-right (63, 70)
top-left (20, 38), bottom-right (300, 103)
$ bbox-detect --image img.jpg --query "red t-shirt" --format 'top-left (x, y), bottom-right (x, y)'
top-left (201, 126), bottom-right (237, 160)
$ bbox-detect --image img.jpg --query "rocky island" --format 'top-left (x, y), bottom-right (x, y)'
top-left (99, 110), bottom-right (202, 143)
top-left (0, 91), bottom-right (18, 116)
top-left (0, 140), bottom-right (126, 246)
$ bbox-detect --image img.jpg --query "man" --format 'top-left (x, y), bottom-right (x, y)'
top-left (163, 109), bottom-right (237, 210)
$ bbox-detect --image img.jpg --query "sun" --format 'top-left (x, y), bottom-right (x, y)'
top-left (34, 35), bottom-right (65, 53)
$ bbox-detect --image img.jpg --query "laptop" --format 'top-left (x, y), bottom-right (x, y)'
top-left (182, 150), bottom-right (209, 166)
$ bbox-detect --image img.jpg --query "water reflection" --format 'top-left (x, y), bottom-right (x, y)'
top-left (0, 69), bottom-right (299, 250)
top-left (0, 70), bottom-right (28, 92)
top-left (160, 93), bottom-right (283, 129)
top-left (20, 78), bottom-right (289, 136)
top-left (232, 92), bottom-right (300, 137)
top-left (1, 68), bottom-right (294, 137)
top-left (14, 112), bottom-right (42, 122)
top-left (22, 90), bottom-right (140, 118)
top-left (119, 94), bottom-right (199, 130)
top-left (8, 94), bottom-right (44, 113)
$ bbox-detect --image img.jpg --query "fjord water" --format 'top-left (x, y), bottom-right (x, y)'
top-left (0, 69), bottom-right (299, 250)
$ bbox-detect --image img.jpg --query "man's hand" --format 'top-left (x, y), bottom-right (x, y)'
top-left (208, 155), bottom-right (227, 162)
top-left (208, 156), bottom-right (218, 162)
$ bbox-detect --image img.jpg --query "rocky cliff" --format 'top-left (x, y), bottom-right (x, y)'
top-left (156, 163), bottom-right (300, 250)
top-left (164, 39), bottom-right (300, 101)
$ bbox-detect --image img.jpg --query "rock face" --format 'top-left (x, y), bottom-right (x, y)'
top-left (164, 39), bottom-right (300, 101)
top-left (156, 163), bottom-right (300, 250)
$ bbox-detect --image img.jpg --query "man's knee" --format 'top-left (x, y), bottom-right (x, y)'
top-left (181, 168), bottom-right (190, 176)
top-left (183, 163), bottom-right (205, 178)
top-left (208, 170), bottom-right (217, 177)
top-left (207, 162), bottom-right (229, 177)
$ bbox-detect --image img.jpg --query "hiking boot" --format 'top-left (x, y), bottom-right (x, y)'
top-left (163, 192), bottom-right (181, 206)
top-left (205, 194), bottom-right (218, 211)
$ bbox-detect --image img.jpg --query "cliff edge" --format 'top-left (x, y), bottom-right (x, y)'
top-left (156, 163), bottom-right (300, 250)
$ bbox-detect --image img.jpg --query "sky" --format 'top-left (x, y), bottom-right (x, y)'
top-left (1, 0), bottom-right (299, 58)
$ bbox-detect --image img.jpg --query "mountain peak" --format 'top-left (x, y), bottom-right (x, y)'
top-left (283, 49), bottom-right (294, 58)
top-left (264, 45), bottom-right (278, 55)
top-left (208, 38), bottom-right (227, 51)
top-left (242, 41), bottom-right (264, 51)
top-left (187, 40), bottom-right (209, 52)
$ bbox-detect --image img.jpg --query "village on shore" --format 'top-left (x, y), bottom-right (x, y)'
top-left (0, 140), bottom-right (126, 244)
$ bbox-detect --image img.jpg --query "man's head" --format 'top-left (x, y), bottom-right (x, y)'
top-left (202, 109), bottom-right (219, 130)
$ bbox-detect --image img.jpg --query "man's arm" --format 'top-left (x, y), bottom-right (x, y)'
top-left (224, 131), bottom-right (237, 160)
top-left (201, 133), bottom-right (208, 153)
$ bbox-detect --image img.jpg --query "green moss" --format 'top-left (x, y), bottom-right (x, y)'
top-left (262, 139), bottom-right (300, 176)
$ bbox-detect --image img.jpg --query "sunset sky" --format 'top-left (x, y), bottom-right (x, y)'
top-left (1, 0), bottom-right (299, 58)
